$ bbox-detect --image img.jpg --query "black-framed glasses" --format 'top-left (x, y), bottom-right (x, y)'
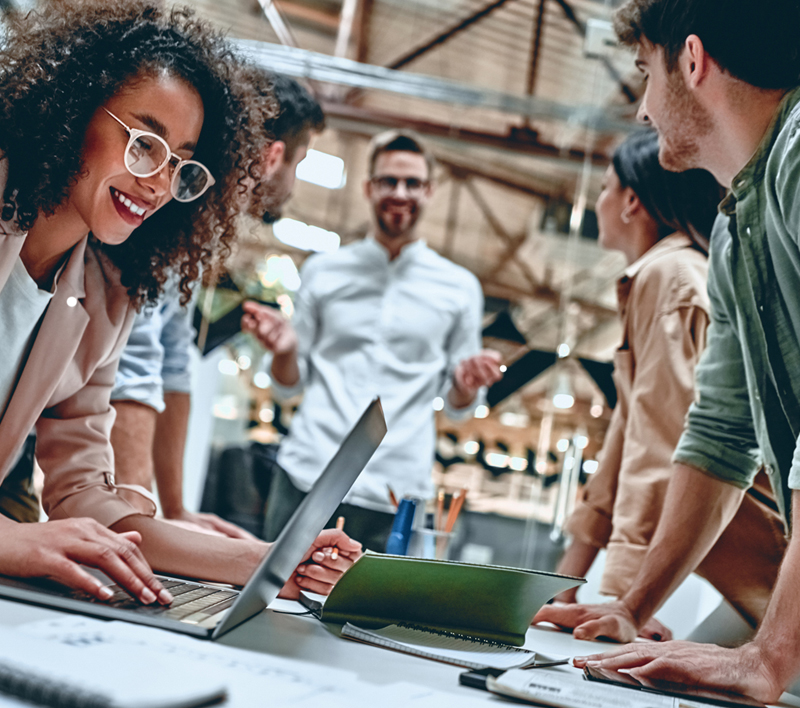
top-left (370, 175), bottom-right (430, 196)
top-left (103, 108), bottom-right (215, 203)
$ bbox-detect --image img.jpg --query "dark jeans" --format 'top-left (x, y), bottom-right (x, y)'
top-left (263, 466), bottom-right (395, 552)
top-left (0, 435), bottom-right (39, 523)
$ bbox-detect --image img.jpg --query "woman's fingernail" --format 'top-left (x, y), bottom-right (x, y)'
top-left (142, 588), bottom-right (157, 604)
top-left (159, 589), bottom-right (174, 604)
top-left (98, 585), bottom-right (113, 600)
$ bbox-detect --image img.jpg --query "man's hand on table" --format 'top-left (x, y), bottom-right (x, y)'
top-left (540, 598), bottom-right (672, 642)
top-left (534, 600), bottom-right (641, 642)
top-left (278, 528), bottom-right (363, 600)
top-left (574, 641), bottom-right (782, 704)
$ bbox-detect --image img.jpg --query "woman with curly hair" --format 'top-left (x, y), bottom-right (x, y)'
top-left (0, 1), bottom-right (359, 604)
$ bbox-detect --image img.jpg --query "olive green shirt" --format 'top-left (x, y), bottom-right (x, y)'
top-left (674, 86), bottom-right (800, 524)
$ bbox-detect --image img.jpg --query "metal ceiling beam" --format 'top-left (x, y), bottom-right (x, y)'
top-left (525, 0), bottom-right (548, 100)
top-left (334, 0), bottom-right (360, 58)
top-left (386, 0), bottom-right (518, 71)
top-left (324, 102), bottom-right (611, 169)
top-left (255, 0), bottom-right (300, 48)
top-left (234, 39), bottom-right (633, 134)
top-left (549, 0), bottom-right (637, 103)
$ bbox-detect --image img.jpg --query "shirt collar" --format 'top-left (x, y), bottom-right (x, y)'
top-left (723, 86), bottom-right (800, 215)
top-left (620, 232), bottom-right (695, 283)
top-left (363, 235), bottom-right (426, 264)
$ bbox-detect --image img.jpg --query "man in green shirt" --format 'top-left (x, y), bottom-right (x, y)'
top-left (534, 0), bottom-right (800, 701)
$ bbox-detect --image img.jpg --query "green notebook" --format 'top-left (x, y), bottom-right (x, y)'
top-left (316, 552), bottom-right (584, 647)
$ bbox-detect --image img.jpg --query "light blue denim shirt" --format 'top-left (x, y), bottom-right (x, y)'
top-left (111, 279), bottom-right (195, 412)
top-left (674, 86), bottom-right (800, 523)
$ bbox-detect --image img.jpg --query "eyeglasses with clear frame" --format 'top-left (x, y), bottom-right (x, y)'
top-left (103, 108), bottom-right (215, 203)
top-left (370, 175), bottom-right (430, 197)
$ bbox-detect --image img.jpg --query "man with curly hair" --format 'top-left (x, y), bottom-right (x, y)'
top-left (534, 0), bottom-right (800, 701)
top-left (108, 73), bottom-right (325, 540)
top-left (0, 1), bottom-right (357, 603)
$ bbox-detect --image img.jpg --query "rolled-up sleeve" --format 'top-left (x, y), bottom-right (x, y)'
top-left (160, 300), bottom-right (195, 395)
top-left (36, 309), bottom-right (157, 527)
top-left (440, 273), bottom-right (484, 421)
top-left (673, 244), bottom-right (761, 488)
top-left (110, 305), bottom-right (167, 412)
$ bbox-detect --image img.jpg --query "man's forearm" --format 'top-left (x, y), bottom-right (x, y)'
top-left (270, 350), bottom-right (300, 388)
top-left (621, 463), bottom-right (744, 626)
top-left (152, 392), bottom-right (191, 518)
top-left (110, 401), bottom-right (158, 490)
top-left (752, 490), bottom-right (800, 690)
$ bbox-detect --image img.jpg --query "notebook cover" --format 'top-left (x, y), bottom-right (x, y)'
top-left (320, 553), bottom-right (584, 646)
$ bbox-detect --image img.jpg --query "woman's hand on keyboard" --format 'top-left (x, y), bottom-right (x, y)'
top-left (0, 517), bottom-right (172, 605)
top-left (278, 529), bottom-right (363, 599)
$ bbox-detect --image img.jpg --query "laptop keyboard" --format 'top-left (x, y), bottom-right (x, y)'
top-left (78, 577), bottom-right (238, 624)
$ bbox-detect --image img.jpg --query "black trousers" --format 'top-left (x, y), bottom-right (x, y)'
top-left (263, 465), bottom-right (395, 552)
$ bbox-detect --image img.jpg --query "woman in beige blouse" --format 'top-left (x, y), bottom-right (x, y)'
top-left (554, 131), bottom-right (785, 640)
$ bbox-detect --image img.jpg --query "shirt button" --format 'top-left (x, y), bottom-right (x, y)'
top-left (66, 296), bottom-right (78, 308)
top-left (746, 228), bottom-right (752, 236)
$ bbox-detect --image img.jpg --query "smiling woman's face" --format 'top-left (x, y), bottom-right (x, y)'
top-left (67, 73), bottom-right (205, 246)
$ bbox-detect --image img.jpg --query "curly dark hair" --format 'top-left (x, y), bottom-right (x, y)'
top-left (0, 0), bottom-right (265, 306)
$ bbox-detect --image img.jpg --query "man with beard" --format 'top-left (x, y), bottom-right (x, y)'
top-left (243, 130), bottom-right (502, 551)
top-left (109, 74), bottom-right (325, 538)
top-left (533, 0), bottom-right (800, 702)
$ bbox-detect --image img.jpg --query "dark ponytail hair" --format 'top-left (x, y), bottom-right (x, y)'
top-left (612, 130), bottom-right (725, 253)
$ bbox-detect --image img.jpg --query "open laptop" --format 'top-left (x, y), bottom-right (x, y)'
top-left (0, 397), bottom-right (387, 640)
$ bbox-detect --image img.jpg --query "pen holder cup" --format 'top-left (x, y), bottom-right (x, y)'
top-left (408, 528), bottom-right (455, 560)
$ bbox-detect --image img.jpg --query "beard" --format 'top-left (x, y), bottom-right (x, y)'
top-left (657, 71), bottom-right (714, 172)
top-left (375, 203), bottom-right (420, 239)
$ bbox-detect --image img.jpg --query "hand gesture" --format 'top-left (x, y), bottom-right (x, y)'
top-left (453, 350), bottom-right (504, 398)
top-left (1, 518), bottom-right (172, 605)
top-left (278, 528), bottom-right (362, 600)
top-left (241, 301), bottom-right (297, 355)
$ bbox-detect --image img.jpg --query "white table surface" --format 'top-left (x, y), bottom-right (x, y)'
top-left (0, 594), bottom-right (603, 700)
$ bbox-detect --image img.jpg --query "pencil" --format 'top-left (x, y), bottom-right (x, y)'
top-left (435, 488), bottom-right (445, 532)
top-left (445, 488), bottom-right (467, 534)
top-left (387, 485), bottom-right (399, 509)
top-left (331, 516), bottom-right (345, 561)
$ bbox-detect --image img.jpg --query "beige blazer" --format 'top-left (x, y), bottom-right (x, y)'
top-left (0, 181), bottom-right (156, 526)
top-left (566, 233), bottom-right (785, 627)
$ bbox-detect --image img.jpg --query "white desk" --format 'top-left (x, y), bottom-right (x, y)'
top-left (0, 595), bottom-right (603, 701)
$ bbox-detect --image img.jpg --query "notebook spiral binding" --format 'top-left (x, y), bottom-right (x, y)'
top-left (396, 622), bottom-right (528, 651)
top-left (0, 664), bottom-right (110, 708)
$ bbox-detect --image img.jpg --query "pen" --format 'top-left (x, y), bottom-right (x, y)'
top-left (387, 485), bottom-right (399, 509)
top-left (445, 488), bottom-right (467, 534)
top-left (331, 516), bottom-right (345, 561)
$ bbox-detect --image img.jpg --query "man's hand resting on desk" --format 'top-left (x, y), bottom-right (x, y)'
top-left (0, 517), bottom-right (172, 606)
top-left (541, 598), bottom-right (672, 642)
top-left (279, 529), bottom-right (362, 600)
top-left (573, 641), bottom-right (782, 704)
top-left (533, 600), bottom-right (641, 642)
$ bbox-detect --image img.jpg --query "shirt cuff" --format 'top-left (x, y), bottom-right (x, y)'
top-left (46, 480), bottom-right (157, 527)
top-left (673, 430), bottom-right (759, 490)
top-left (788, 433), bottom-right (800, 490)
top-left (109, 382), bottom-right (165, 413)
top-left (162, 370), bottom-right (192, 395)
top-left (442, 385), bottom-right (484, 421)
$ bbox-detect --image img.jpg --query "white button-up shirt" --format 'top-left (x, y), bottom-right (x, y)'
top-left (273, 237), bottom-right (483, 512)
